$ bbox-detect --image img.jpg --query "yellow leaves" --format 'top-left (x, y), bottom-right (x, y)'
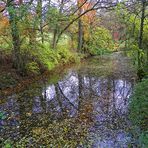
top-left (77, 1), bottom-right (97, 42)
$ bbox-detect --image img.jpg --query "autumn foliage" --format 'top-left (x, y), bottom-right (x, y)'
top-left (0, 15), bottom-right (9, 34)
top-left (77, 0), bottom-right (97, 44)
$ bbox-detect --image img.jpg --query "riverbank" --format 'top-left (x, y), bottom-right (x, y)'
top-left (0, 42), bottom-right (82, 94)
top-left (0, 56), bottom-right (83, 97)
top-left (0, 51), bottom-right (131, 97)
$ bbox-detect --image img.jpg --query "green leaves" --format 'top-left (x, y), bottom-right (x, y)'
top-left (129, 79), bottom-right (148, 128)
top-left (25, 62), bottom-right (40, 75)
top-left (129, 79), bottom-right (148, 147)
top-left (88, 27), bottom-right (114, 55)
top-left (139, 131), bottom-right (148, 147)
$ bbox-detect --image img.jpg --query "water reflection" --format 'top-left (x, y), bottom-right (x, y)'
top-left (0, 55), bottom-right (136, 147)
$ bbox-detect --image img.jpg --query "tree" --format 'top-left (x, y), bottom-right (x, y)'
top-left (49, 0), bottom-right (118, 48)
top-left (138, 0), bottom-right (147, 69)
top-left (115, 0), bottom-right (148, 75)
top-left (7, 0), bottom-right (23, 72)
top-left (52, 0), bottom-right (65, 49)
top-left (36, 0), bottom-right (44, 43)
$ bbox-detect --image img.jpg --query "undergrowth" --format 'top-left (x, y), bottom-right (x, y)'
top-left (129, 79), bottom-right (148, 147)
top-left (19, 42), bottom-right (80, 75)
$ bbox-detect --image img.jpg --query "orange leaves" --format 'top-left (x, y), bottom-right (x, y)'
top-left (82, 2), bottom-right (96, 24)
top-left (77, 0), bottom-right (86, 5)
top-left (77, 0), bottom-right (96, 24)
top-left (77, 1), bottom-right (97, 41)
top-left (0, 5), bottom-right (9, 33)
top-left (0, 15), bottom-right (9, 33)
top-left (0, 16), bottom-right (9, 26)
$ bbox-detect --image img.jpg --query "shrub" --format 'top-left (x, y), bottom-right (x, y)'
top-left (22, 43), bottom-right (59, 71)
top-left (25, 62), bottom-right (40, 75)
top-left (88, 27), bottom-right (114, 55)
top-left (57, 45), bottom-right (79, 64)
top-left (0, 73), bottom-right (17, 89)
top-left (129, 79), bottom-right (148, 147)
top-left (139, 131), bottom-right (148, 147)
top-left (129, 79), bottom-right (148, 129)
top-left (20, 42), bottom-right (79, 74)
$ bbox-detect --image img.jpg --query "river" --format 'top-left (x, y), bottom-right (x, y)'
top-left (0, 52), bottom-right (137, 147)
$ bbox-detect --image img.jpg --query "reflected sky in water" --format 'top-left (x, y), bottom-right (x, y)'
top-left (0, 54), bottom-right (136, 147)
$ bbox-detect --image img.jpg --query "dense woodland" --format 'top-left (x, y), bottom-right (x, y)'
top-left (0, 0), bottom-right (147, 74)
top-left (0, 0), bottom-right (148, 147)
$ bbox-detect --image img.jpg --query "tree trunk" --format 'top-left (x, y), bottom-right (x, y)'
top-left (78, 19), bottom-right (83, 52)
top-left (40, 25), bottom-right (44, 43)
top-left (138, 0), bottom-right (146, 69)
top-left (52, 0), bottom-right (64, 49)
top-left (37, 0), bottom-right (44, 43)
top-left (8, 1), bottom-right (23, 73)
top-left (52, 27), bottom-right (58, 49)
top-left (77, 0), bottom-right (83, 53)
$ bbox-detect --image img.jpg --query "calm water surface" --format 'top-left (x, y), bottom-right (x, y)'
top-left (0, 53), bottom-right (137, 147)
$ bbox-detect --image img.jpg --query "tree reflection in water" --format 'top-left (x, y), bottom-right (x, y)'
top-left (0, 55), bottom-right (136, 147)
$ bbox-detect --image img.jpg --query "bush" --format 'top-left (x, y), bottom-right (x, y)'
top-left (129, 79), bottom-right (148, 147)
top-left (0, 73), bottom-right (17, 89)
top-left (57, 45), bottom-right (80, 64)
top-left (20, 42), bottom-right (79, 74)
top-left (21, 43), bottom-right (59, 71)
top-left (88, 27), bottom-right (114, 55)
top-left (25, 62), bottom-right (40, 75)
top-left (129, 79), bottom-right (148, 129)
top-left (34, 44), bottom-right (58, 70)
top-left (139, 131), bottom-right (148, 147)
